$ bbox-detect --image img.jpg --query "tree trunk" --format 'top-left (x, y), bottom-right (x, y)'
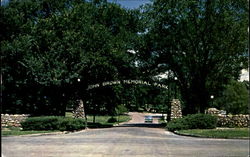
top-left (83, 100), bottom-right (88, 129)
top-left (93, 114), bottom-right (96, 123)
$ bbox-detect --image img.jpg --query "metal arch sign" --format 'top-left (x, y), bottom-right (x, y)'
top-left (87, 80), bottom-right (168, 90)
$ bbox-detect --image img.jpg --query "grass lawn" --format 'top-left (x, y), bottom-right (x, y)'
top-left (2, 127), bottom-right (60, 136)
top-left (66, 112), bottom-right (131, 125)
top-left (87, 115), bottom-right (131, 124)
top-left (177, 128), bottom-right (249, 139)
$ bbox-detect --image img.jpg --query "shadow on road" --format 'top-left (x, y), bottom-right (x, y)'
top-left (116, 123), bottom-right (166, 128)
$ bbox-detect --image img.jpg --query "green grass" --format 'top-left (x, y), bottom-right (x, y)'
top-left (177, 128), bottom-right (249, 139)
top-left (87, 115), bottom-right (131, 124)
top-left (86, 115), bottom-right (131, 128)
top-left (1, 127), bottom-right (60, 136)
top-left (65, 112), bottom-right (73, 117)
top-left (116, 115), bottom-right (131, 123)
top-left (65, 112), bottom-right (131, 124)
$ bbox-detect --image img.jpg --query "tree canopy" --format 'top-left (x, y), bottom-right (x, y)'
top-left (138, 0), bottom-right (248, 114)
top-left (1, 0), bottom-right (248, 115)
top-left (213, 80), bottom-right (248, 114)
top-left (1, 0), bottom-right (141, 115)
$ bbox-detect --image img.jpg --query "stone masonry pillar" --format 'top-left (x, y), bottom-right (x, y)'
top-left (72, 99), bottom-right (85, 118)
top-left (170, 99), bottom-right (182, 120)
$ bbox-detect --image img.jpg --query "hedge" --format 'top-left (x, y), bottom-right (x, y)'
top-left (167, 114), bottom-right (218, 132)
top-left (21, 116), bottom-right (85, 131)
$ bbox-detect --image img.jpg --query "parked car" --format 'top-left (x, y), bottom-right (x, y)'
top-left (145, 116), bottom-right (153, 123)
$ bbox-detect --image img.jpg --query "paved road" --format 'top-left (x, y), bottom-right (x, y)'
top-left (2, 113), bottom-right (249, 157)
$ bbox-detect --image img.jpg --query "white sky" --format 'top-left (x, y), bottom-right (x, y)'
top-left (155, 69), bottom-right (249, 82)
top-left (239, 69), bottom-right (249, 82)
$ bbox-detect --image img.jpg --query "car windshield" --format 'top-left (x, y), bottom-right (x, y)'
top-left (145, 116), bottom-right (152, 119)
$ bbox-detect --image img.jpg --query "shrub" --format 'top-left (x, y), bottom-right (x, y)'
top-left (166, 118), bottom-right (189, 132)
top-left (107, 117), bottom-right (117, 123)
top-left (21, 116), bottom-right (85, 131)
top-left (167, 114), bottom-right (217, 131)
top-left (59, 118), bottom-right (85, 131)
top-left (185, 114), bottom-right (218, 129)
top-left (21, 116), bottom-right (60, 130)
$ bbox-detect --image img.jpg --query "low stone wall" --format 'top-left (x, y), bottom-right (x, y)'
top-left (206, 108), bottom-right (249, 127)
top-left (217, 114), bottom-right (249, 127)
top-left (1, 114), bottom-right (30, 127)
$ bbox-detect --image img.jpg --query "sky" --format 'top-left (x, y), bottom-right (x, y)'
top-left (156, 69), bottom-right (249, 82)
top-left (108, 0), bottom-right (151, 9)
top-left (239, 69), bottom-right (249, 82)
top-left (1, 0), bottom-right (152, 8)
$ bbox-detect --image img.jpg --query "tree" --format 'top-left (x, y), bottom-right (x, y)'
top-left (1, 0), bottom-right (141, 115)
top-left (213, 80), bottom-right (249, 114)
top-left (139, 0), bottom-right (248, 114)
top-left (115, 104), bottom-right (128, 122)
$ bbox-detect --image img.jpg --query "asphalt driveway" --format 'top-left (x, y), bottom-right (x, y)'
top-left (2, 113), bottom-right (249, 157)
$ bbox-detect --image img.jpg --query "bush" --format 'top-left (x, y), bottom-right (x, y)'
top-left (166, 118), bottom-right (189, 132)
top-left (21, 116), bottom-right (85, 131)
top-left (21, 116), bottom-right (60, 130)
top-left (185, 114), bottom-right (218, 129)
top-left (167, 114), bottom-right (217, 131)
top-left (59, 118), bottom-right (85, 131)
top-left (107, 117), bottom-right (117, 123)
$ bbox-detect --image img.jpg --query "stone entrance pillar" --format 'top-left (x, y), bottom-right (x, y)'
top-left (72, 99), bottom-right (85, 118)
top-left (170, 99), bottom-right (182, 120)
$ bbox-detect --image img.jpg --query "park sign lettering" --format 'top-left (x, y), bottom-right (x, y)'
top-left (87, 80), bottom-right (168, 90)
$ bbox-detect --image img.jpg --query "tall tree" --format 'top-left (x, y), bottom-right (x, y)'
top-left (140, 0), bottom-right (248, 114)
top-left (213, 80), bottom-right (248, 114)
top-left (1, 0), bottom-right (141, 115)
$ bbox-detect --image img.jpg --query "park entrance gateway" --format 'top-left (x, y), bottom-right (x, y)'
top-left (73, 80), bottom-right (182, 121)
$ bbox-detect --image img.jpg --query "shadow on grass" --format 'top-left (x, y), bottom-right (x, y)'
top-left (87, 122), bottom-right (167, 129)
top-left (116, 123), bottom-right (166, 128)
top-left (87, 122), bottom-right (113, 128)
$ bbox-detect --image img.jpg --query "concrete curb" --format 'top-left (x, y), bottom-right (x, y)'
top-left (2, 129), bottom-right (87, 137)
top-left (173, 131), bottom-right (250, 140)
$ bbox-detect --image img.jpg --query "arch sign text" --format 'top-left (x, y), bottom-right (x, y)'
top-left (87, 80), bottom-right (168, 90)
